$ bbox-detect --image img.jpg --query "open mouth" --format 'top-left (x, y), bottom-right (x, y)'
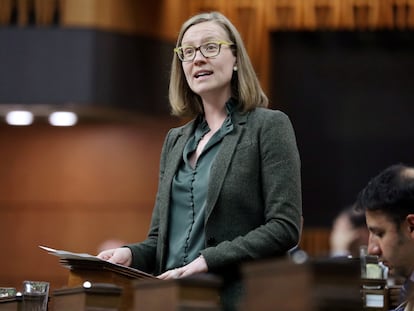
top-left (194, 71), bottom-right (213, 79)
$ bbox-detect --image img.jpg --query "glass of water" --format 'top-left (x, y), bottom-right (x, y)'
top-left (22, 281), bottom-right (49, 311)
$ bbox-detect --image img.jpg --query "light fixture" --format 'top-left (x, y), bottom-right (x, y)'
top-left (48, 111), bottom-right (78, 126)
top-left (5, 110), bottom-right (34, 126)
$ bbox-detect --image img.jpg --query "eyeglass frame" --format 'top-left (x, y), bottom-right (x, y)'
top-left (174, 40), bottom-right (234, 62)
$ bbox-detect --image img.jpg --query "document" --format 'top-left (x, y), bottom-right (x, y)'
top-left (39, 245), bottom-right (100, 260)
top-left (39, 245), bottom-right (156, 280)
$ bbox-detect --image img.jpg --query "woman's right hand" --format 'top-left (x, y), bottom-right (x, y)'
top-left (97, 247), bottom-right (132, 266)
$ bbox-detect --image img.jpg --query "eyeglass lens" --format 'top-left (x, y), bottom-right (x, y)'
top-left (179, 42), bottom-right (221, 61)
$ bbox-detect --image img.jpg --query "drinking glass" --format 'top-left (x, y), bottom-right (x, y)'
top-left (22, 281), bottom-right (49, 311)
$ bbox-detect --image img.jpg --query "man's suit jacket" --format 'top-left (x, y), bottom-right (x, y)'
top-left (128, 107), bottom-right (302, 275)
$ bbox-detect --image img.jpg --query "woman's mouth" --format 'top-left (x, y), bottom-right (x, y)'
top-left (194, 70), bottom-right (213, 79)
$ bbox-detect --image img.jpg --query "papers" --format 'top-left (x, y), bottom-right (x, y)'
top-left (39, 245), bottom-right (99, 261)
top-left (39, 245), bottom-right (155, 280)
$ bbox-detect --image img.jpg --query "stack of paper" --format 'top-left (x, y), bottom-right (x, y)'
top-left (39, 245), bottom-right (155, 280)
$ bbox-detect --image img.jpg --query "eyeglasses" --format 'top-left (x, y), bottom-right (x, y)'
top-left (174, 41), bottom-right (234, 62)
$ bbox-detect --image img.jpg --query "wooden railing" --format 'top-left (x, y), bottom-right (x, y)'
top-left (3, 1), bottom-right (413, 30)
top-left (0, 0), bottom-right (60, 26)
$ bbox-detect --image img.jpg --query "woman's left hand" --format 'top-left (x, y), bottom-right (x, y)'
top-left (157, 255), bottom-right (208, 280)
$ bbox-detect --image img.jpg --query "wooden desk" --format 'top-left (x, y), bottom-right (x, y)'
top-left (53, 283), bottom-right (122, 311)
top-left (67, 269), bottom-right (137, 311)
top-left (132, 274), bottom-right (222, 311)
top-left (0, 296), bottom-right (21, 311)
top-left (240, 257), bottom-right (362, 311)
top-left (240, 258), bottom-right (312, 311)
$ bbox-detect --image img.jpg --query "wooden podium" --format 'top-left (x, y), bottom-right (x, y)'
top-left (53, 282), bottom-right (122, 311)
top-left (42, 247), bottom-right (223, 311)
top-left (40, 246), bottom-right (155, 311)
top-left (132, 274), bottom-right (222, 311)
top-left (64, 261), bottom-right (155, 311)
top-left (64, 268), bottom-right (223, 311)
top-left (240, 256), bottom-right (363, 311)
top-left (240, 257), bottom-right (312, 311)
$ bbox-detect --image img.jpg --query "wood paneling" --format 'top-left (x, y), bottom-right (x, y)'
top-left (0, 117), bottom-right (179, 292)
top-left (300, 228), bottom-right (331, 258)
top-left (0, 0), bottom-right (13, 25)
top-left (60, 0), bottom-right (189, 39)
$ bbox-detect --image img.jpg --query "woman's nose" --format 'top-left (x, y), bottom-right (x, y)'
top-left (193, 49), bottom-right (206, 63)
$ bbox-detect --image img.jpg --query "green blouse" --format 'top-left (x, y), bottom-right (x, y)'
top-left (166, 101), bottom-right (235, 270)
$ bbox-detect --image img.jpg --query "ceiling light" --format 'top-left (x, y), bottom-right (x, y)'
top-left (48, 111), bottom-right (78, 126)
top-left (5, 110), bottom-right (34, 126)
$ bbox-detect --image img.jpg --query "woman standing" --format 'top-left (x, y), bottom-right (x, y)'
top-left (98, 12), bottom-right (302, 310)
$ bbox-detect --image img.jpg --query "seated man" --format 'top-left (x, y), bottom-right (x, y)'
top-left (355, 163), bottom-right (414, 311)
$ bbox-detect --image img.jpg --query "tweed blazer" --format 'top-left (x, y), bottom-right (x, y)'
top-left (128, 107), bottom-right (302, 275)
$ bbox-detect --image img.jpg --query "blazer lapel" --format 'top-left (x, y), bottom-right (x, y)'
top-left (204, 111), bottom-right (248, 221)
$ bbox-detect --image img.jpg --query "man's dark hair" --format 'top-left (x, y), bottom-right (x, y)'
top-left (355, 163), bottom-right (414, 226)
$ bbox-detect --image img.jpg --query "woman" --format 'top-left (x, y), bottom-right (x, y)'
top-left (98, 11), bottom-right (302, 310)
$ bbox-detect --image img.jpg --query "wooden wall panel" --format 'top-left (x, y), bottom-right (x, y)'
top-left (227, 0), bottom-right (267, 89)
top-left (0, 0), bottom-right (13, 25)
top-left (61, 0), bottom-right (162, 36)
top-left (0, 116), bottom-right (179, 292)
top-left (155, 0), bottom-right (190, 41)
top-left (300, 228), bottom-right (331, 258)
top-left (302, 0), bottom-right (342, 29)
top-left (187, 0), bottom-right (229, 16)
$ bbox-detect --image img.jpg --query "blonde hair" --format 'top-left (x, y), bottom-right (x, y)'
top-left (169, 12), bottom-right (268, 118)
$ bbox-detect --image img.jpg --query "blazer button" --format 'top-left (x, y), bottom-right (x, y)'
top-left (207, 237), bottom-right (217, 246)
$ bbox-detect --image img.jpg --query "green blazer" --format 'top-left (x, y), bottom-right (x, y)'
top-left (128, 107), bottom-right (302, 275)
